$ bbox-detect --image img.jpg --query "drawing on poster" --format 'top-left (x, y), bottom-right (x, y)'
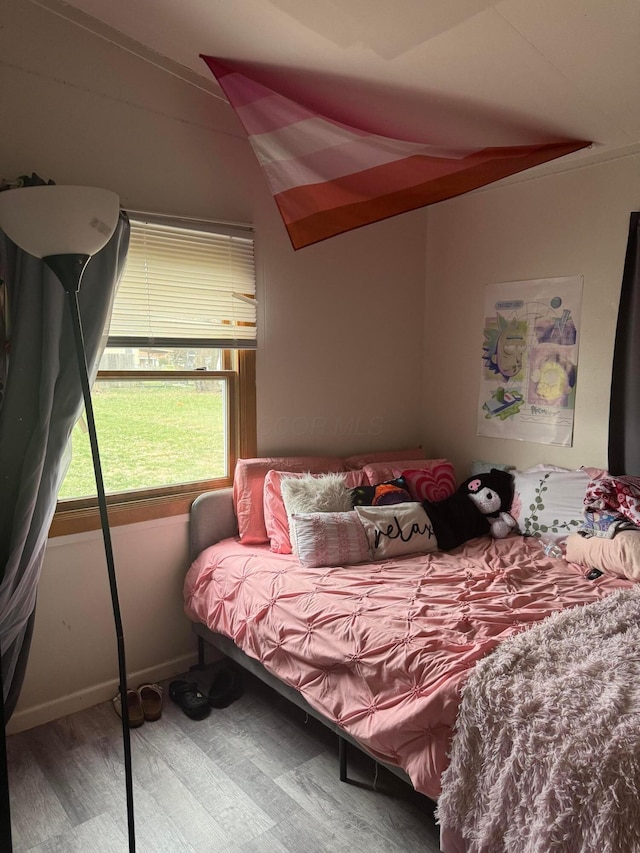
top-left (477, 276), bottom-right (582, 446)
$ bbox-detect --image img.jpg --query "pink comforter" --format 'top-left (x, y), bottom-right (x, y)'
top-left (184, 534), bottom-right (632, 800)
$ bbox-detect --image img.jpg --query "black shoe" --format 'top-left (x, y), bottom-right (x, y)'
top-left (169, 680), bottom-right (210, 719)
top-left (208, 668), bottom-right (244, 708)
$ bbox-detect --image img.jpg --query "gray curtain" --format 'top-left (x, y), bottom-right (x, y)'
top-left (609, 212), bottom-right (640, 477)
top-left (0, 212), bottom-right (130, 719)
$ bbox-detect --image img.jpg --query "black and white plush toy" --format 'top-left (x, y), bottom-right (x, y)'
top-left (465, 470), bottom-right (517, 539)
top-left (423, 468), bottom-right (516, 551)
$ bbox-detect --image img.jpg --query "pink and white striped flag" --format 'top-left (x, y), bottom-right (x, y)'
top-left (202, 57), bottom-right (590, 250)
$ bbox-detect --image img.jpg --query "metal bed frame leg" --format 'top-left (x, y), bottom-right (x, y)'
top-left (338, 736), bottom-right (348, 782)
top-left (190, 634), bottom-right (207, 672)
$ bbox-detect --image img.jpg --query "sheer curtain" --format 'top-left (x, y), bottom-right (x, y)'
top-left (609, 212), bottom-right (640, 477)
top-left (0, 212), bottom-right (130, 719)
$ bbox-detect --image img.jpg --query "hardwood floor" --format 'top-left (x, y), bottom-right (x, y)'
top-left (7, 666), bottom-right (442, 852)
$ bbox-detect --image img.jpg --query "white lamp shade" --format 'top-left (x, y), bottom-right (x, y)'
top-left (0, 185), bottom-right (120, 258)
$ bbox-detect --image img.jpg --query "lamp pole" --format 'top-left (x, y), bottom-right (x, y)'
top-left (0, 186), bottom-right (132, 851)
top-left (0, 636), bottom-right (12, 850)
top-left (44, 253), bottom-right (136, 853)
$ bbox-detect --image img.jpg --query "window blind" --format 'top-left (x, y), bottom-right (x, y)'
top-left (108, 214), bottom-right (256, 348)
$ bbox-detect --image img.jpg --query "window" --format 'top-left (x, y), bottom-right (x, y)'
top-left (51, 213), bottom-right (257, 536)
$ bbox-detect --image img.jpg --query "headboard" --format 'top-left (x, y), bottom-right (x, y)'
top-left (189, 487), bottom-right (237, 563)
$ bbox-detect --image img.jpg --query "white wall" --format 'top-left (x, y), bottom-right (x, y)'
top-left (423, 153), bottom-right (640, 480)
top-left (1, 0), bottom-right (428, 730)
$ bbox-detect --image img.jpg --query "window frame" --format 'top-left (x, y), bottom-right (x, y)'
top-left (50, 212), bottom-right (257, 538)
top-left (51, 349), bottom-right (256, 537)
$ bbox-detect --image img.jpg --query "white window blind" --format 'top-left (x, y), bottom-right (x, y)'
top-left (109, 214), bottom-right (256, 348)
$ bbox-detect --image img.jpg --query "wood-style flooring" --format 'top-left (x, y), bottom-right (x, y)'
top-left (7, 666), bottom-right (442, 852)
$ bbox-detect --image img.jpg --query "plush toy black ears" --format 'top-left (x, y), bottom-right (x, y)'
top-left (465, 468), bottom-right (514, 510)
top-left (485, 468), bottom-right (515, 510)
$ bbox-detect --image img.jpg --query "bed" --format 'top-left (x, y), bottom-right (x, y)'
top-left (184, 454), bottom-right (640, 852)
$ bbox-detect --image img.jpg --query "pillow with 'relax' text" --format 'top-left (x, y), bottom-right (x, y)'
top-left (355, 502), bottom-right (438, 560)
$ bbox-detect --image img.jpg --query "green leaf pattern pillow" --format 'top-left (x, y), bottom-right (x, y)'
top-left (511, 468), bottom-right (589, 544)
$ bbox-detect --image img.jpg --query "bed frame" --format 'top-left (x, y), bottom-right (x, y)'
top-left (189, 487), bottom-right (416, 791)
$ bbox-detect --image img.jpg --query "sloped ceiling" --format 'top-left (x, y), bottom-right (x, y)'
top-left (38, 0), bottom-right (640, 175)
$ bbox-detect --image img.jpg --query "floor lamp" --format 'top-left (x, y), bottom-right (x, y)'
top-left (0, 186), bottom-right (136, 852)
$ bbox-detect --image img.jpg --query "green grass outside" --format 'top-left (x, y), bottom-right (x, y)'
top-left (59, 381), bottom-right (227, 499)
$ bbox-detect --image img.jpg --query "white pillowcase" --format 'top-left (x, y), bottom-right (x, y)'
top-left (511, 467), bottom-right (589, 544)
top-left (281, 473), bottom-right (355, 550)
top-left (290, 512), bottom-right (371, 568)
top-left (355, 502), bottom-right (438, 560)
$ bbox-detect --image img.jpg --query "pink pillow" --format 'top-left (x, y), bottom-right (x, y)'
top-left (582, 466), bottom-right (609, 480)
top-left (233, 456), bottom-right (345, 544)
top-left (343, 448), bottom-right (426, 470)
top-left (402, 462), bottom-right (457, 502)
top-left (362, 458), bottom-right (454, 489)
top-left (264, 469), bottom-right (366, 553)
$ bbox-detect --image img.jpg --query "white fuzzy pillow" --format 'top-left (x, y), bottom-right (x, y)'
top-left (281, 472), bottom-right (353, 514)
top-left (281, 473), bottom-right (354, 549)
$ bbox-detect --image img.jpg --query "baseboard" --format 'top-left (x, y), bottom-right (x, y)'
top-left (6, 652), bottom-right (199, 735)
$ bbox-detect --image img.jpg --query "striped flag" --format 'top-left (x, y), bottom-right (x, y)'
top-left (202, 57), bottom-right (590, 250)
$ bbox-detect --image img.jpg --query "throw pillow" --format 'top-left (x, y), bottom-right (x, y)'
top-left (281, 473), bottom-right (356, 551)
top-left (402, 462), bottom-right (457, 502)
top-left (470, 460), bottom-right (516, 476)
top-left (264, 469), bottom-right (365, 554)
top-left (342, 447), bottom-right (425, 470)
top-left (355, 502), bottom-right (438, 560)
top-left (233, 455), bottom-right (345, 544)
top-left (565, 531), bottom-right (640, 581)
top-left (351, 477), bottom-right (413, 507)
top-left (361, 458), bottom-right (439, 485)
top-left (511, 467), bottom-right (589, 544)
top-left (290, 512), bottom-right (371, 568)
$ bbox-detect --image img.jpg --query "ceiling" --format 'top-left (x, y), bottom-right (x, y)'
top-left (38, 0), bottom-right (640, 173)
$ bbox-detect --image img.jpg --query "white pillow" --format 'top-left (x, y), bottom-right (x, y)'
top-left (264, 469), bottom-right (365, 554)
top-left (290, 512), bottom-right (370, 568)
top-left (354, 502), bottom-right (438, 560)
top-left (281, 473), bottom-right (354, 550)
top-left (511, 467), bottom-right (589, 544)
top-left (280, 472), bottom-right (353, 513)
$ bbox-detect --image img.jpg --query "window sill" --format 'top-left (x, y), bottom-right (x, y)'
top-left (49, 482), bottom-right (232, 537)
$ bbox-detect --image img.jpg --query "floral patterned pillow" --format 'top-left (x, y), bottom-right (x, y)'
top-left (511, 467), bottom-right (590, 545)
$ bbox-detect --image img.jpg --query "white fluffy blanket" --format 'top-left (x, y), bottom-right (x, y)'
top-left (437, 588), bottom-right (640, 853)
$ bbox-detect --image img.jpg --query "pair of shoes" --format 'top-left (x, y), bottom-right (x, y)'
top-left (138, 683), bottom-right (163, 721)
top-left (112, 689), bottom-right (145, 728)
top-left (112, 683), bottom-right (163, 726)
top-left (169, 680), bottom-right (210, 719)
top-left (208, 668), bottom-right (243, 709)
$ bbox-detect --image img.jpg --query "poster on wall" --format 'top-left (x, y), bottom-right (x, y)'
top-left (477, 276), bottom-right (583, 446)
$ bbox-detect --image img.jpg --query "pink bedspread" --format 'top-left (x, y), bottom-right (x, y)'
top-left (184, 534), bottom-right (632, 800)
